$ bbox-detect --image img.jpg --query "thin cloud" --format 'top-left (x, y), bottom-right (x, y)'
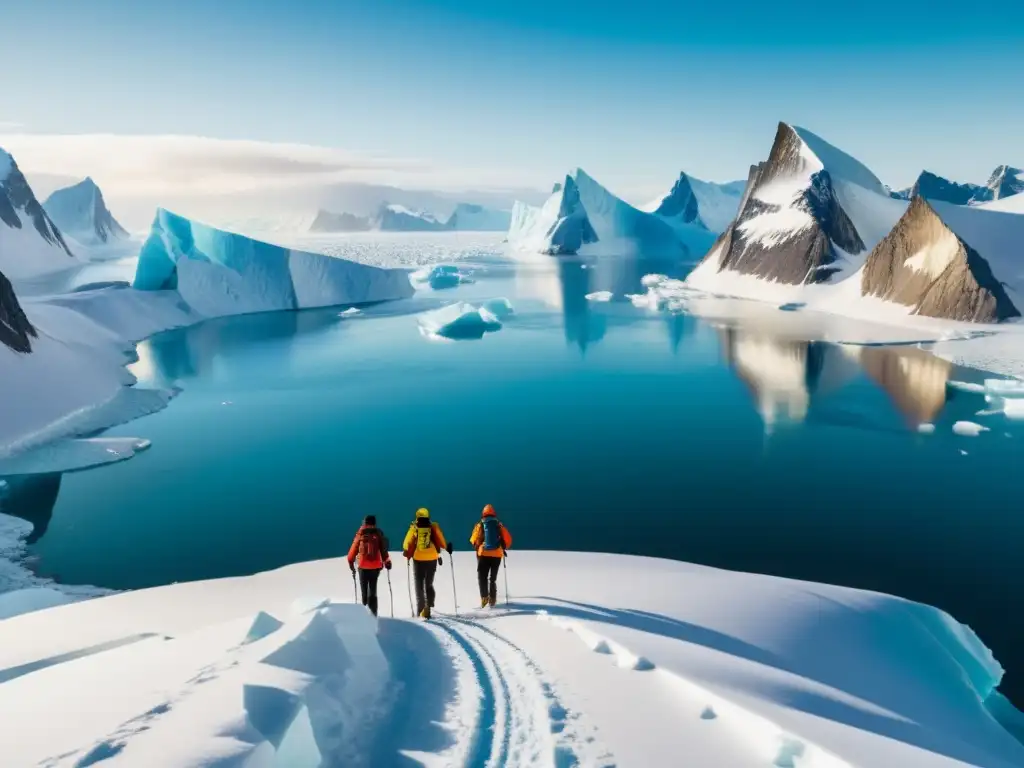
top-left (0, 133), bottom-right (545, 197)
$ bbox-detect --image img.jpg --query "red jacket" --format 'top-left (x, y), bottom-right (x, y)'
top-left (347, 525), bottom-right (390, 570)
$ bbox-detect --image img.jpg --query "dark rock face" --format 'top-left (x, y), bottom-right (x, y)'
top-left (693, 123), bottom-right (866, 286)
top-left (653, 173), bottom-right (701, 225)
top-left (910, 171), bottom-right (991, 206)
top-left (987, 165), bottom-right (1024, 200)
top-left (0, 268), bottom-right (37, 353)
top-left (309, 209), bottom-right (371, 232)
top-left (861, 196), bottom-right (1019, 322)
top-left (0, 159), bottom-right (73, 256)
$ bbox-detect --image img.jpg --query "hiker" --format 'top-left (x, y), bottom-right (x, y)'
top-left (347, 515), bottom-right (391, 617)
top-left (402, 507), bottom-right (451, 619)
top-left (470, 504), bottom-right (512, 607)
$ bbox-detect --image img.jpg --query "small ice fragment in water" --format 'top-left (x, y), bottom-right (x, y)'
top-left (948, 381), bottom-right (986, 394)
top-left (960, 449), bottom-right (969, 456)
top-left (418, 302), bottom-right (502, 340)
top-left (480, 297), bottom-right (515, 319)
top-left (1003, 399), bottom-right (1024, 420)
top-left (339, 307), bottom-right (362, 317)
top-left (984, 379), bottom-right (1024, 397)
top-left (411, 264), bottom-right (469, 290)
top-left (952, 421), bottom-right (989, 437)
top-left (585, 291), bottom-right (613, 302)
top-left (917, 423), bottom-right (935, 434)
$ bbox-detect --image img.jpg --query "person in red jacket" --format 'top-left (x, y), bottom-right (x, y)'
top-left (347, 515), bottom-right (391, 616)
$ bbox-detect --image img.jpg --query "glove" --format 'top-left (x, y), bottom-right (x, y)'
top-left (385, 560), bottom-right (392, 570)
top-left (403, 551), bottom-right (411, 559)
top-left (446, 542), bottom-right (453, 555)
top-left (438, 556), bottom-right (443, 566)
top-left (348, 561), bottom-right (355, 573)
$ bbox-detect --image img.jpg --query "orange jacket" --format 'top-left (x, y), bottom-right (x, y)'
top-left (470, 519), bottom-right (511, 558)
top-left (347, 525), bottom-right (390, 570)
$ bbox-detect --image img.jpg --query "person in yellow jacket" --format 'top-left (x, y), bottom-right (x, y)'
top-left (402, 507), bottom-right (451, 619)
top-left (470, 504), bottom-right (512, 607)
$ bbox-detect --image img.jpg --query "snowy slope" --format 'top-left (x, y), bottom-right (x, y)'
top-left (0, 552), bottom-right (1021, 767)
top-left (0, 148), bottom-right (76, 278)
top-left (507, 175), bottom-right (599, 255)
top-left (134, 208), bottom-right (414, 317)
top-left (42, 178), bottom-right (129, 245)
top-left (375, 203), bottom-right (445, 232)
top-left (643, 174), bottom-right (747, 234)
top-left (986, 165), bottom-right (1024, 201)
top-left (444, 202), bottom-right (512, 231)
top-left (982, 193), bottom-right (1024, 214)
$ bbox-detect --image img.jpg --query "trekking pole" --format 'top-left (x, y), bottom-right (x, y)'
top-left (502, 554), bottom-right (509, 607)
top-left (387, 569), bottom-right (394, 618)
top-left (406, 559), bottom-right (415, 618)
top-left (449, 554), bottom-right (459, 617)
top-left (351, 570), bottom-right (358, 604)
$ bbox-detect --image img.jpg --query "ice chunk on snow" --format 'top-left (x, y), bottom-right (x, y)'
top-left (585, 291), bottom-right (613, 302)
top-left (410, 264), bottom-right (471, 290)
top-left (953, 421), bottom-right (989, 436)
top-left (0, 437), bottom-right (151, 476)
top-left (134, 209), bottom-right (413, 317)
top-left (418, 301), bottom-right (504, 340)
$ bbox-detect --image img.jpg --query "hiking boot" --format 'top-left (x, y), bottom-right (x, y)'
top-left (480, 597), bottom-right (489, 608)
top-left (419, 606), bottom-right (431, 620)
top-left (488, 596), bottom-right (497, 608)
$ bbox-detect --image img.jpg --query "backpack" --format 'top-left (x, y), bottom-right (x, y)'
top-left (482, 517), bottom-right (502, 550)
top-left (415, 519), bottom-right (434, 551)
top-left (358, 528), bottom-right (382, 564)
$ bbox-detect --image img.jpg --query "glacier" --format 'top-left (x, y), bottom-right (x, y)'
top-left (133, 208), bottom-right (414, 317)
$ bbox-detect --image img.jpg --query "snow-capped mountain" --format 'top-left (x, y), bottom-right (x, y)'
top-left (688, 122), bottom-right (891, 288)
top-left (861, 196), bottom-right (1022, 322)
top-left (906, 171), bottom-right (992, 206)
top-left (308, 209), bottom-right (372, 232)
top-left (686, 123), bottom-right (1024, 324)
top-left (0, 270), bottom-right (36, 353)
top-left (986, 165), bottom-right (1024, 200)
top-left (643, 173), bottom-right (745, 234)
top-left (375, 203), bottom-right (445, 232)
top-left (444, 203), bottom-right (511, 231)
top-left (508, 175), bottom-right (599, 255)
top-left (0, 149), bottom-right (75, 278)
top-left (42, 178), bottom-right (129, 245)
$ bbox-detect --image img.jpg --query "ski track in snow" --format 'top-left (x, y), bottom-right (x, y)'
top-left (430, 613), bottom-right (611, 768)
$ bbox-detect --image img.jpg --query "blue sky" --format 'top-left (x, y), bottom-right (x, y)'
top-left (2, 0), bottom-right (1023, 196)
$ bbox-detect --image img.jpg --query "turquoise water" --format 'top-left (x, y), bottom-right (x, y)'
top-left (7, 255), bottom-right (1024, 699)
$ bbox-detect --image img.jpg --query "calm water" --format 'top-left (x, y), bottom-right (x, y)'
top-left (6, 253), bottom-right (1024, 700)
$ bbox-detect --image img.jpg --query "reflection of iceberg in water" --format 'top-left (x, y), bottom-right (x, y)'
top-left (858, 346), bottom-right (952, 426)
top-left (558, 261), bottom-right (606, 353)
top-left (666, 314), bottom-right (698, 355)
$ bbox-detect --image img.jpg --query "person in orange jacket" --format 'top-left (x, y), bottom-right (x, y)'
top-left (470, 504), bottom-right (512, 607)
top-left (402, 507), bottom-right (450, 619)
top-left (347, 515), bottom-right (392, 617)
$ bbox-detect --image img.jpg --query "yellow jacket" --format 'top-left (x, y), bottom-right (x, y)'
top-left (403, 520), bottom-right (447, 561)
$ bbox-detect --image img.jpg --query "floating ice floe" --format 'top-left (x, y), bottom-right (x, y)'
top-left (0, 437), bottom-right (152, 476)
top-left (952, 421), bottom-right (989, 437)
top-left (338, 307), bottom-right (362, 317)
top-left (984, 379), bottom-right (1024, 397)
top-left (585, 291), bottom-right (613, 302)
top-left (418, 298), bottom-right (514, 340)
top-left (917, 423), bottom-right (936, 434)
top-left (411, 264), bottom-right (473, 290)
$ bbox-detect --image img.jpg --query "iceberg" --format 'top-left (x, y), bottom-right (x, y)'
top-left (411, 264), bottom-right (472, 290)
top-left (418, 300), bottom-right (506, 340)
top-left (42, 178), bottom-right (129, 246)
top-left (133, 209), bottom-right (414, 317)
top-left (508, 174), bottom-right (599, 255)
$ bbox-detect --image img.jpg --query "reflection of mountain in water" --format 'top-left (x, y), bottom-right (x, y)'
top-left (667, 314), bottom-right (697, 355)
top-left (719, 328), bottom-right (953, 432)
top-left (859, 347), bottom-right (952, 426)
top-left (0, 473), bottom-right (61, 544)
top-left (558, 261), bottom-right (606, 353)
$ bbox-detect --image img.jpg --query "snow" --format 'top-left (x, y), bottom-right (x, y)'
top-left (985, 379), bottom-right (1024, 397)
top-left (0, 437), bottom-right (150, 476)
top-left (792, 126), bottom-right (887, 195)
top-left (42, 177), bottom-right (128, 246)
top-left (0, 209), bottom-right (77, 279)
top-left (133, 209), bottom-right (414, 317)
top-left (585, 290), bottom-right (613, 302)
top-left (0, 587), bottom-right (73, 620)
top-left (904, 239), bottom-right (961, 278)
top-left (445, 203), bottom-right (511, 232)
top-left (953, 420), bottom-right (990, 436)
top-left (983, 194), bottom-right (1024, 213)
top-left (418, 300), bottom-right (505, 340)
top-left (507, 176), bottom-right (599, 256)
top-left (0, 552), bottom-right (1021, 767)
top-left (0, 148), bottom-right (11, 179)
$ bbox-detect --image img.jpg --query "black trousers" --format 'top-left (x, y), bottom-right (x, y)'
top-left (413, 560), bottom-right (437, 614)
top-left (477, 556), bottom-right (501, 601)
top-left (359, 567), bottom-right (381, 616)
